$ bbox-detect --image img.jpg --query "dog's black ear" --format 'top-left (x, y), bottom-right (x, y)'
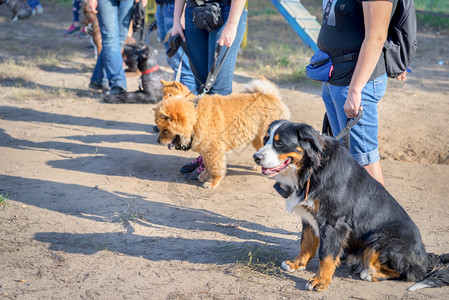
top-left (295, 124), bottom-right (324, 166)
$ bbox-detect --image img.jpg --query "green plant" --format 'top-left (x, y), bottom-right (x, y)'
top-left (234, 243), bottom-right (287, 279)
top-left (0, 194), bottom-right (9, 210)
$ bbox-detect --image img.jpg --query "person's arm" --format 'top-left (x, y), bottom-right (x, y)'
top-left (135, 0), bottom-right (148, 6)
top-left (344, 0), bottom-right (393, 118)
top-left (86, 0), bottom-right (98, 14)
top-left (217, 0), bottom-right (246, 47)
top-left (173, 0), bottom-right (187, 40)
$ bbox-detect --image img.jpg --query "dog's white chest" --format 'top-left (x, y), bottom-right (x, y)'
top-left (286, 194), bottom-right (320, 237)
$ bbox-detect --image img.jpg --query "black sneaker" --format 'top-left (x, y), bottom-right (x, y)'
top-left (89, 81), bottom-right (110, 91)
top-left (185, 161), bottom-right (205, 182)
top-left (180, 156), bottom-right (202, 174)
top-left (103, 88), bottom-right (126, 103)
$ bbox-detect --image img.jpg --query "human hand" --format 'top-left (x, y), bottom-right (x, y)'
top-left (218, 22), bottom-right (238, 47)
top-left (135, 0), bottom-right (148, 6)
top-left (344, 90), bottom-right (363, 119)
top-left (171, 22), bottom-right (185, 42)
top-left (396, 70), bottom-right (407, 81)
top-left (87, 0), bottom-right (98, 14)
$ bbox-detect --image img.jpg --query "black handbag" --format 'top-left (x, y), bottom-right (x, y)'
top-left (192, 1), bottom-right (223, 32)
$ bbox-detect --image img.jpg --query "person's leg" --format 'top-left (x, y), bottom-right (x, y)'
top-left (364, 161), bottom-right (384, 186)
top-left (73, 0), bottom-right (82, 23)
top-left (28, 0), bottom-right (42, 13)
top-left (27, 0), bottom-right (38, 9)
top-left (96, 0), bottom-right (128, 92)
top-left (356, 74), bottom-right (388, 185)
top-left (322, 82), bottom-right (344, 137)
top-left (117, 0), bottom-right (133, 48)
top-left (65, 0), bottom-right (82, 35)
top-left (207, 4), bottom-right (247, 95)
top-left (184, 4), bottom-right (210, 92)
top-left (327, 74), bottom-right (387, 185)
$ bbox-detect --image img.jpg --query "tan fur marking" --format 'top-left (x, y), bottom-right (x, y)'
top-left (363, 248), bottom-right (400, 281)
top-left (278, 152), bottom-right (303, 164)
top-left (274, 134), bottom-right (279, 141)
top-left (307, 256), bottom-right (340, 291)
top-left (284, 226), bottom-right (319, 271)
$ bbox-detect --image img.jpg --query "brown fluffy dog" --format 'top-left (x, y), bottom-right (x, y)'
top-left (82, 5), bottom-right (102, 59)
top-left (160, 79), bottom-right (196, 101)
top-left (154, 78), bottom-right (290, 188)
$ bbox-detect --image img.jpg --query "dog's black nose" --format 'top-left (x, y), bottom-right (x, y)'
top-left (253, 152), bottom-right (264, 165)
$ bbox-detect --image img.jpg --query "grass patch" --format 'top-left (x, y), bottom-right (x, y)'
top-left (113, 204), bottom-right (149, 229)
top-left (0, 194), bottom-right (9, 210)
top-left (234, 243), bottom-right (287, 279)
top-left (0, 59), bottom-right (33, 85)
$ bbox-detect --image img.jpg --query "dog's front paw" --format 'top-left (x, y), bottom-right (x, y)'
top-left (202, 180), bottom-right (219, 189)
top-left (202, 176), bottom-right (223, 189)
top-left (281, 260), bottom-right (306, 272)
top-left (305, 276), bottom-right (331, 292)
top-left (360, 269), bottom-right (373, 282)
top-left (198, 171), bottom-right (208, 183)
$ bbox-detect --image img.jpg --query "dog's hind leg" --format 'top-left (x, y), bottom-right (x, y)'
top-left (282, 224), bottom-right (319, 272)
top-left (360, 248), bottom-right (401, 282)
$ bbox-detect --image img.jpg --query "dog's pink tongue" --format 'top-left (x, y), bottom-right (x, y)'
top-left (261, 167), bottom-right (274, 175)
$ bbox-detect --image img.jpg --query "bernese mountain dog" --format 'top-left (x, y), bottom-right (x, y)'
top-left (253, 120), bottom-right (449, 291)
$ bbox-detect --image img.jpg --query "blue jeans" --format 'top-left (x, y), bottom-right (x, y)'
top-left (322, 73), bottom-right (388, 165)
top-left (72, 0), bottom-right (82, 23)
top-left (90, 0), bottom-right (133, 91)
top-left (27, 0), bottom-right (41, 9)
top-left (184, 3), bottom-right (247, 95)
top-left (156, 3), bottom-right (196, 92)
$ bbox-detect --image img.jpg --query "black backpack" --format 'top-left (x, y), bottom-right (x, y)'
top-left (383, 0), bottom-right (418, 78)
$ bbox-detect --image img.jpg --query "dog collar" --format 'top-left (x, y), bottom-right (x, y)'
top-left (175, 135), bottom-right (194, 151)
top-left (141, 65), bottom-right (160, 75)
top-left (273, 168), bottom-right (312, 200)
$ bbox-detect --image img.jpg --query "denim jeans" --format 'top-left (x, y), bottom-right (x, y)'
top-left (156, 3), bottom-right (196, 92)
top-left (27, 0), bottom-right (41, 9)
top-left (322, 73), bottom-right (388, 165)
top-left (90, 0), bottom-right (133, 91)
top-left (184, 3), bottom-right (247, 95)
top-left (72, 0), bottom-right (82, 23)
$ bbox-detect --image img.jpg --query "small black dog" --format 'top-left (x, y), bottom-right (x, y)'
top-left (0, 0), bottom-right (32, 20)
top-left (253, 120), bottom-right (449, 291)
top-left (104, 43), bottom-right (171, 104)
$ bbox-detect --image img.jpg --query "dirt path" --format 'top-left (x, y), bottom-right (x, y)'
top-left (0, 2), bottom-right (448, 299)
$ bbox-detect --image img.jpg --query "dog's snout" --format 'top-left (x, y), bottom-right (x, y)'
top-left (156, 136), bottom-right (161, 144)
top-left (253, 152), bottom-right (264, 165)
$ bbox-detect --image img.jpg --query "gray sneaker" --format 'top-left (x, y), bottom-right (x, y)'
top-left (184, 162), bottom-right (205, 182)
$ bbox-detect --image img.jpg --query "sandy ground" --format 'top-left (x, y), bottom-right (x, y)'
top-left (0, 2), bottom-right (448, 299)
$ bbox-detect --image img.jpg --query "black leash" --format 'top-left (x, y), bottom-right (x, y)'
top-left (145, 20), bottom-right (158, 45)
top-left (202, 44), bottom-right (230, 94)
top-left (335, 109), bottom-right (364, 141)
top-left (189, 45), bottom-right (230, 104)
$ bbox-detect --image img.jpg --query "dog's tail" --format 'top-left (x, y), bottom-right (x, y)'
top-left (244, 77), bottom-right (290, 120)
top-left (244, 77), bottom-right (281, 99)
top-left (408, 253), bottom-right (449, 291)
